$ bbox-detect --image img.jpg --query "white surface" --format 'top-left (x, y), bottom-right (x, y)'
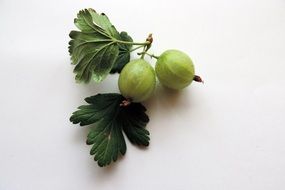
top-left (1, 0), bottom-right (285, 189)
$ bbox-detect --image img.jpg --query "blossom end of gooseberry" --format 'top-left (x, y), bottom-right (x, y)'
top-left (193, 75), bottom-right (204, 84)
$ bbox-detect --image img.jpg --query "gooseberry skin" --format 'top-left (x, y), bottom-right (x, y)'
top-left (155, 49), bottom-right (195, 90)
top-left (118, 59), bottom-right (156, 102)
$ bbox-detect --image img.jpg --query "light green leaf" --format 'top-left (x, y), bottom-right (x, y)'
top-left (69, 9), bottom-right (122, 83)
top-left (88, 8), bottom-right (120, 39)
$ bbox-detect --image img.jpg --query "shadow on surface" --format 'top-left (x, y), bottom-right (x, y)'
top-left (144, 83), bottom-right (192, 117)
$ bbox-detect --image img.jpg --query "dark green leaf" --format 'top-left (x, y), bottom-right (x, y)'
top-left (120, 103), bottom-right (150, 146)
top-left (119, 31), bottom-right (133, 50)
top-left (70, 93), bottom-right (150, 167)
top-left (110, 32), bottom-right (133, 73)
top-left (87, 116), bottom-right (126, 167)
top-left (69, 9), bottom-right (122, 83)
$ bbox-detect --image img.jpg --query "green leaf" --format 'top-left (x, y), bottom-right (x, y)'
top-left (119, 103), bottom-right (150, 146)
top-left (110, 32), bottom-right (133, 73)
top-left (88, 9), bottom-right (121, 39)
top-left (69, 9), bottom-right (122, 83)
top-left (70, 93), bottom-right (150, 167)
top-left (119, 31), bottom-right (133, 50)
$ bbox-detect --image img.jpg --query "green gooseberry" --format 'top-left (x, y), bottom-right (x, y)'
top-left (118, 59), bottom-right (156, 102)
top-left (155, 49), bottom-right (195, 90)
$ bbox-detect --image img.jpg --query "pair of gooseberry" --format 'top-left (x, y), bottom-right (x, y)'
top-left (118, 49), bottom-right (201, 102)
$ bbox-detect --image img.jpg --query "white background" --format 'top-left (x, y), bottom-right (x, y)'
top-left (1, 0), bottom-right (285, 189)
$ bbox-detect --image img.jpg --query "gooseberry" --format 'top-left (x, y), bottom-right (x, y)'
top-left (118, 59), bottom-right (156, 102)
top-left (155, 49), bottom-right (195, 90)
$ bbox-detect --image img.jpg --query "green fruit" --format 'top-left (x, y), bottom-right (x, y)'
top-left (155, 49), bottom-right (195, 90)
top-left (118, 59), bottom-right (156, 102)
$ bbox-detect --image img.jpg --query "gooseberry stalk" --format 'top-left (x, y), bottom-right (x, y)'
top-left (116, 33), bottom-right (154, 57)
top-left (116, 40), bottom-right (151, 46)
top-left (138, 52), bottom-right (159, 59)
